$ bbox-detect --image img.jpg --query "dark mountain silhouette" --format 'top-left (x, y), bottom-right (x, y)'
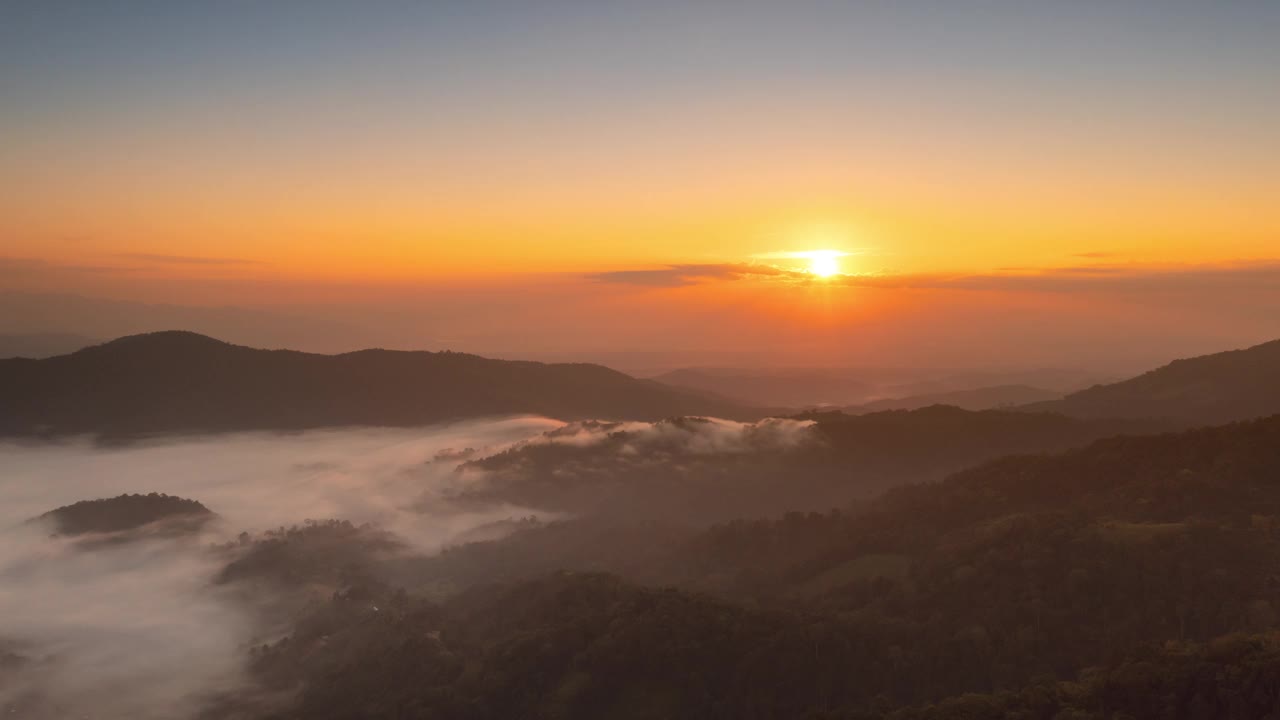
top-left (1023, 337), bottom-right (1280, 424)
top-left (0, 331), bottom-right (752, 437)
top-left (844, 383), bottom-right (1061, 413)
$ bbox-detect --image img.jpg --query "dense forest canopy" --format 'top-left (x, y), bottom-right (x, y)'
top-left (161, 414), bottom-right (1280, 718)
top-left (36, 492), bottom-right (213, 536)
top-left (446, 409), bottom-right (1165, 522)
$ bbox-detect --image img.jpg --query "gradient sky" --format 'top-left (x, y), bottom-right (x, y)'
top-left (2, 1), bottom-right (1278, 368)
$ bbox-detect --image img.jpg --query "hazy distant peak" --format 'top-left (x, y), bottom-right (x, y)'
top-left (848, 384), bottom-right (1063, 413)
top-left (0, 332), bottom-right (98, 359)
top-left (80, 330), bottom-right (238, 355)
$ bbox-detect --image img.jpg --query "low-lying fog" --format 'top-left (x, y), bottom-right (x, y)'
top-left (0, 417), bottom-right (562, 719)
top-left (0, 415), bottom-right (817, 719)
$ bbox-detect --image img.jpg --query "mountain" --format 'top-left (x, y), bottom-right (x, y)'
top-left (652, 366), bottom-right (1109, 408)
top-left (0, 331), bottom-right (752, 437)
top-left (845, 383), bottom-right (1062, 413)
top-left (0, 291), bottom-right (378, 355)
top-left (652, 367), bottom-right (877, 407)
top-left (35, 493), bottom-right (214, 537)
top-left (437, 408), bottom-right (1164, 522)
top-left (1023, 337), bottom-right (1280, 424)
top-left (346, 413), bottom-right (1280, 718)
top-left (0, 332), bottom-right (97, 358)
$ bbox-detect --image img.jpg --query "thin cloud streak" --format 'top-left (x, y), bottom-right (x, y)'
top-left (114, 253), bottom-right (262, 266)
top-left (585, 263), bottom-right (787, 287)
top-left (837, 260), bottom-right (1280, 293)
top-left (588, 259), bottom-right (1280, 294)
top-left (0, 256), bottom-right (143, 275)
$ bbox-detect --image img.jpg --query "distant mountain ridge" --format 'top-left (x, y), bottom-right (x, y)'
top-left (845, 383), bottom-right (1062, 413)
top-left (652, 367), bottom-right (876, 407)
top-left (0, 331), bottom-right (752, 437)
top-left (652, 365), bottom-right (1108, 408)
top-left (1022, 337), bottom-right (1280, 424)
top-left (0, 332), bottom-right (97, 359)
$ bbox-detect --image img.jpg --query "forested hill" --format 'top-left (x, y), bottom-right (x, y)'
top-left (0, 331), bottom-right (752, 437)
top-left (450, 407), bottom-right (1167, 522)
top-left (36, 493), bottom-right (213, 536)
top-left (337, 413), bottom-right (1280, 718)
top-left (1022, 337), bottom-right (1280, 424)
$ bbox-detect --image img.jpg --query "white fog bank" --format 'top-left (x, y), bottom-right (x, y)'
top-left (0, 416), bottom-right (562, 719)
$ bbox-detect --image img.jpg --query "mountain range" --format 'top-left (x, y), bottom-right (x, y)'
top-left (0, 331), bottom-right (749, 437)
top-left (229, 412), bottom-right (1280, 719)
top-left (1023, 337), bottom-right (1280, 425)
top-left (844, 383), bottom-right (1062, 413)
top-left (4, 331), bottom-right (1279, 439)
top-left (651, 365), bottom-right (1109, 408)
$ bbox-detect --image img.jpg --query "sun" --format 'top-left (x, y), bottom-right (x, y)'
top-left (752, 247), bottom-right (851, 278)
top-left (800, 250), bottom-right (843, 278)
top-left (809, 253), bottom-right (840, 277)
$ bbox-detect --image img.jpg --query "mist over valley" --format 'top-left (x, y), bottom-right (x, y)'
top-left (5, 2), bottom-right (1280, 716)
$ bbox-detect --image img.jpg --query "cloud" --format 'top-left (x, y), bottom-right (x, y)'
top-left (585, 258), bottom-right (1280, 295)
top-left (503, 416), bottom-right (818, 456)
top-left (752, 250), bottom-right (858, 260)
top-left (833, 260), bottom-right (1280, 293)
top-left (455, 416), bottom-right (821, 518)
top-left (0, 256), bottom-right (142, 275)
top-left (585, 263), bottom-right (788, 287)
top-left (114, 253), bottom-right (261, 266)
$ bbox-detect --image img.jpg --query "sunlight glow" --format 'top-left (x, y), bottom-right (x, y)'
top-left (790, 250), bottom-right (846, 278)
top-left (752, 246), bottom-right (855, 279)
top-left (809, 253), bottom-right (840, 277)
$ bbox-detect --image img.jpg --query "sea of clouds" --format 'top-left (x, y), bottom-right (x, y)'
top-left (0, 414), bottom-right (813, 718)
top-left (0, 417), bottom-right (560, 719)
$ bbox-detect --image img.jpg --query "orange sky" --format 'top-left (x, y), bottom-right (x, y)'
top-left (2, 3), bottom-right (1277, 369)
top-left (5, 114), bottom-right (1276, 285)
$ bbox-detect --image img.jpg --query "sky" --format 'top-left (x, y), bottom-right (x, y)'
top-left (1, 1), bottom-right (1278, 370)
